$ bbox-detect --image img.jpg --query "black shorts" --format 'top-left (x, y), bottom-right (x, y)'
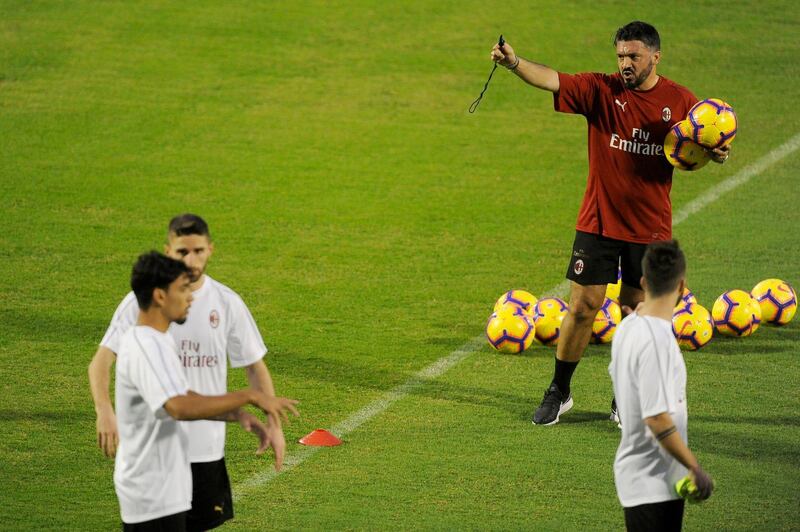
top-left (624, 498), bottom-right (684, 532)
top-left (187, 458), bottom-right (234, 532)
top-left (123, 511), bottom-right (186, 532)
top-left (566, 231), bottom-right (648, 289)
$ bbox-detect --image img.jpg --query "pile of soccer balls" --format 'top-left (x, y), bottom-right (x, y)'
top-left (484, 286), bottom-right (621, 354)
top-left (485, 277), bottom-right (797, 354)
top-left (664, 98), bottom-right (737, 171)
top-left (675, 279), bottom-right (797, 350)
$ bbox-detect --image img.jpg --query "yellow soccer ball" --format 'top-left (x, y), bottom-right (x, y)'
top-left (485, 307), bottom-right (535, 354)
top-left (751, 279), bottom-right (797, 325)
top-left (664, 119), bottom-right (712, 171)
top-left (672, 303), bottom-right (713, 350)
top-left (493, 289), bottom-right (538, 317)
top-left (591, 297), bottom-right (622, 344)
top-left (532, 297), bottom-right (569, 346)
top-left (712, 289), bottom-right (761, 337)
top-left (687, 98), bottom-right (738, 149)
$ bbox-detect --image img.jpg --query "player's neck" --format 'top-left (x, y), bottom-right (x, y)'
top-left (634, 73), bottom-right (659, 92)
top-left (637, 292), bottom-right (678, 321)
top-left (190, 274), bottom-right (206, 292)
top-left (137, 307), bottom-right (171, 333)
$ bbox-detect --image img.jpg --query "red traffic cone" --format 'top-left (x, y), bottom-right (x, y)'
top-left (299, 429), bottom-right (342, 447)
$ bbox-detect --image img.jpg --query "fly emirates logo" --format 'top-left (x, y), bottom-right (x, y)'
top-left (179, 339), bottom-right (219, 368)
top-left (609, 128), bottom-right (664, 156)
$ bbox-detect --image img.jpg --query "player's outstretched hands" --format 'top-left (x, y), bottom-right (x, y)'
top-left (238, 409), bottom-right (287, 470)
top-left (709, 144), bottom-right (731, 163)
top-left (689, 464), bottom-right (714, 500)
top-left (251, 392), bottom-right (300, 426)
top-left (96, 408), bottom-right (119, 458)
top-left (266, 423), bottom-right (287, 471)
top-left (238, 411), bottom-right (270, 455)
top-left (491, 41), bottom-right (517, 68)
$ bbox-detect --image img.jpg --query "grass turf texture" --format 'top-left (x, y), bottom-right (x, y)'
top-left (1, 0), bottom-right (799, 529)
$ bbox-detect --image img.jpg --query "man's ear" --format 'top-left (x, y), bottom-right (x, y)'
top-left (652, 50), bottom-right (661, 65)
top-left (208, 241), bottom-right (214, 257)
top-left (640, 276), bottom-right (648, 292)
top-left (152, 287), bottom-right (167, 308)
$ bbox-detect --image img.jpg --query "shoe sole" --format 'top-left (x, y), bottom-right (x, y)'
top-left (532, 396), bottom-right (574, 426)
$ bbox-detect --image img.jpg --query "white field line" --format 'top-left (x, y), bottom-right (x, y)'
top-left (234, 131), bottom-right (800, 497)
top-left (672, 131), bottom-right (800, 226)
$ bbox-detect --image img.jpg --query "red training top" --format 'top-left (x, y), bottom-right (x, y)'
top-left (554, 72), bottom-right (697, 243)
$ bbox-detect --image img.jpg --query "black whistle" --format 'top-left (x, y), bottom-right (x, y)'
top-left (498, 34), bottom-right (505, 48)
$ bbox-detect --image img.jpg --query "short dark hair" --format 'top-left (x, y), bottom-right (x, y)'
top-left (613, 21), bottom-right (660, 51)
top-left (131, 251), bottom-right (191, 309)
top-left (168, 213), bottom-right (211, 239)
top-left (642, 240), bottom-right (686, 297)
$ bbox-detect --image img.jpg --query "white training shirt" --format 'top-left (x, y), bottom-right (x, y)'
top-left (114, 326), bottom-right (191, 524)
top-left (608, 312), bottom-right (688, 508)
top-left (101, 275), bottom-right (268, 462)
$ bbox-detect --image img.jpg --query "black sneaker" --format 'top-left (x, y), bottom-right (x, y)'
top-left (610, 398), bottom-right (621, 429)
top-left (532, 383), bottom-right (573, 426)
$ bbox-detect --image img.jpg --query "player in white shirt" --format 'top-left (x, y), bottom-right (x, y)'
top-left (115, 251), bottom-right (298, 531)
top-left (89, 214), bottom-right (287, 531)
top-left (609, 240), bottom-right (713, 531)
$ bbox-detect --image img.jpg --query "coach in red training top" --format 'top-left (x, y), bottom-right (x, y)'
top-left (489, 21), bottom-right (731, 427)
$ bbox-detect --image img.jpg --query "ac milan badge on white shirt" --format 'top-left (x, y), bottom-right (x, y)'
top-left (209, 309), bottom-right (220, 329)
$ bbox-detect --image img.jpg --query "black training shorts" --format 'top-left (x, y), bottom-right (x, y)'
top-left (187, 458), bottom-right (234, 532)
top-left (566, 230), bottom-right (648, 289)
top-left (623, 498), bottom-right (685, 532)
top-left (123, 511), bottom-right (187, 532)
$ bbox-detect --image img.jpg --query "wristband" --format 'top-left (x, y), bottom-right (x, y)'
top-left (506, 57), bottom-right (520, 71)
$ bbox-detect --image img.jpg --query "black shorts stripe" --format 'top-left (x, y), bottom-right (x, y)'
top-left (187, 458), bottom-right (234, 532)
top-left (566, 231), bottom-right (648, 289)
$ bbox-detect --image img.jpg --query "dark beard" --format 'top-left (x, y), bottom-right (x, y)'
top-left (622, 62), bottom-right (653, 89)
top-left (175, 316), bottom-right (187, 325)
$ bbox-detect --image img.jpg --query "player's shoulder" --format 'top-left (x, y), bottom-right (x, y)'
top-left (574, 71), bottom-right (618, 85)
top-left (658, 76), bottom-right (698, 102)
top-left (616, 314), bottom-right (660, 348)
top-left (118, 325), bottom-right (147, 361)
top-left (204, 276), bottom-right (253, 317)
top-left (205, 276), bottom-right (243, 302)
top-left (113, 291), bottom-right (139, 315)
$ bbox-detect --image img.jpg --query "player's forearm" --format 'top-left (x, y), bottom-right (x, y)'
top-left (511, 58), bottom-right (560, 92)
top-left (645, 413), bottom-right (699, 470)
top-left (165, 390), bottom-right (256, 421)
top-left (209, 409), bottom-right (245, 422)
top-left (88, 347), bottom-right (116, 414)
top-left (246, 361), bottom-right (276, 397)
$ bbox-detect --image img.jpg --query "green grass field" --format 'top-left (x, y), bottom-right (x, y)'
top-left (1, 1), bottom-right (799, 530)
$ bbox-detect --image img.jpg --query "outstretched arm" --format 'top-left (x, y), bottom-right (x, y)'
top-left (490, 41), bottom-right (560, 93)
top-left (164, 389), bottom-right (299, 426)
top-left (88, 346), bottom-right (118, 458)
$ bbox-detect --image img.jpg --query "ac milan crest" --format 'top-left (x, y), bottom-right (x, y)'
top-left (574, 259), bottom-right (585, 275)
top-left (662, 107), bottom-right (672, 122)
top-left (209, 310), bottom-right (220, 329)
